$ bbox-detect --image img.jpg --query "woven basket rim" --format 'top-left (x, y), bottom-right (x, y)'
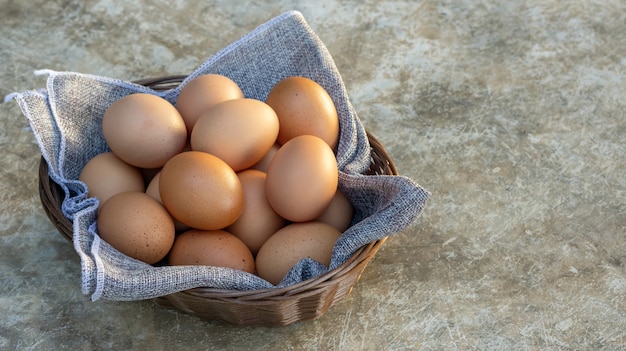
top-left (37, 75), bottom-right (399, 325)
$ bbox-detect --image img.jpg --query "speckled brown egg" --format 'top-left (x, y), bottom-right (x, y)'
top-left (168, 229), bottom-right (255, 274)
top-left (144, 171), bottom-right (190, 233)
top-left (315, 188), bottom-right (354, 232)
top-left (159, 151), bottom-right (244, 230)
top-left (96, 191), bottom-right (175, 265)
top-left (190, 98), bottom-right (279, 171)
top-left (79, 152), bottom-right (145, 209)
top-left (255, 221), bottom-right (342, 285)
top-left (175, 74), bottom-right (244, 135)
top-left (227, 169), bottom-right (286, 255)
top-left (265, 76), bottom-right (339, 150)
top-left (265, 135), bottom-right (338, 222)
top-left (102, 93), bottom-right (188, 168)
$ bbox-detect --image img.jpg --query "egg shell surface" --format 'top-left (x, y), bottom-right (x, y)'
top-left (168, 229), bottom-right (255, 274)
top-left (175, 74), bottom-right (244, 135)
top-left (266, 76), bottom-right (339, 150)
top-left (227, 169), bottom-right (286, 255)
top-left (102, 93), bottom-right (188, 168)
top-left (78, 152), bottom-right (145, 209)
top-left (265, 135), bottom-right (338, 222)
top-left (255, 221), bottom-right (342, 285)
top-left (190, 98), bottom-right (279, 171)
top-left (158, 151), bottom-right (244, 230)
top-left (96, 191), bottom-right (175, 265)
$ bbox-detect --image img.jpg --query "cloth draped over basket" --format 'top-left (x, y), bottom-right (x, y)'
top-left (8, 11), bottom-right (430, 301)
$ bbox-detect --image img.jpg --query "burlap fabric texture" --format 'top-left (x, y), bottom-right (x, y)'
top-left (8, 11), bottom-right (430, 301)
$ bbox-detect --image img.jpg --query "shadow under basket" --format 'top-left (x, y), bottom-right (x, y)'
top-left (37, 76), bottom-right (398, 327)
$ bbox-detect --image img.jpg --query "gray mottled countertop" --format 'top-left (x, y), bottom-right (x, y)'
top-left (1, 1), bottom-right (625, 350)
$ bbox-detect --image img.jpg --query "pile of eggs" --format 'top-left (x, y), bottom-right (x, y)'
top-left (79, 74), bottom-right (355, 285)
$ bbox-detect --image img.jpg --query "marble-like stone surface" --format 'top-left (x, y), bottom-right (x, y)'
top-left (1, 1), bottom-right (625, 349)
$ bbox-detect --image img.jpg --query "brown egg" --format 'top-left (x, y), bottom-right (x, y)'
top-left (97, 191), bottom-right (175, 265)
top-left (266, 76), bottom-right (339, 150)
top-left (175, 74), bottom-right (244, 134)
top-left (145, 171), bottom-right (190, 233)
top-left (227, 170), bottom-right (286, 255)
top-left (190, 98), bottom-right (279, 171)
top-left (102, 93), bottom-right (187, 168)
top-left (250, 143), bottom-right (279, 172)
top-left (79, 152), bottom-right (144, 209)
top-left (255, 222), bottom-right (341, 285)
top-left (159, 151), bottom-right (244, 230)
top-left (316, 188), bottom-right (354, 232)
top-left (168, 229), bottom-right (255, 274)
top-left (144, 171), bottom-right (162, 201)
top-left (265, 135), bottom-right (338, 222)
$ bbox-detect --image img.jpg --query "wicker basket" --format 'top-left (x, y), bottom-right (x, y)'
top-left (37, 76), bottom-right (398, 327)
